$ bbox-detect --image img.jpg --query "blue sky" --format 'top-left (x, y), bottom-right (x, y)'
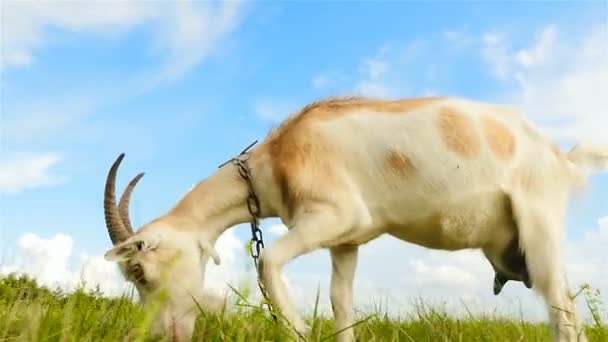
top-left (1, 1), bottom-right (607, 319)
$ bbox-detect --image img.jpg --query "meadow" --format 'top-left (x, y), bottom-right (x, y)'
top-left (1, 274), bottom-right (606, 341)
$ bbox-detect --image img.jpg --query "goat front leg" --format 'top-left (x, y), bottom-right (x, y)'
top-left (258, 205), bottom-right (358, 339)
top-left (330, 245), bottom-right (358, 342)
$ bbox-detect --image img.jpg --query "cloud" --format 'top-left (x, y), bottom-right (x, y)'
top-left (409, 258), bottom-right (478, 289)
top-left (564, 216), bottom-right (608, 294)
top-left (0, 232), bottom-right (131, 296)
top-left (268, 223), bottom-right (288, 236)
top-left (306, 45), bottom-right (396, 98)
top-left (203, 227), bottom-right (250, 294)
top-left (481, 24), bottom-right (608, 145)
top-left (307, 21), bottom-right (605, 145)
top-left (0, 229), bottom-right (248, 300)
top-left (307, 40), bottom-right (436, 100)
top-left (308, 22), bottom-right (607, 146)
top-left (11, 233), bottom-right (76, 288)
top-left (2, 215), bottom-right (606, 323)
top-left (254, 99), bottom-right (298, 122)
top-left (1, 1), bottom-right (156, 69)
top-left (481, 32), bottom-right (513, 81)
top-left (481, 25), bottom-right (557, 78)
top-left (274, 215), bottom-right (608, 321)
top-left (1, 1), bottom-right (244, 79)
top-left (2, 1), bottom-right (245, 168)
top-left (150, 1), bottom-right (243, 83)
top-left (354, 44), bottom-right (394, 97)
top-left (0, 153), bottom-right (64, 194)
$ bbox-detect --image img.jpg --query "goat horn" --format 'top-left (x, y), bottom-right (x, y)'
top-left (118, 172), bottom-right (145, 235)
top-left (103, 153), bottom-right (133, 245)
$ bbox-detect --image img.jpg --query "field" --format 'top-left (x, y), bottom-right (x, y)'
top-left (1, 274), bottom-right (606, 342)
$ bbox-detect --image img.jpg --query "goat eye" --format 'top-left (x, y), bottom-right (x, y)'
top-left (136, 241), bottom-right (144, 251)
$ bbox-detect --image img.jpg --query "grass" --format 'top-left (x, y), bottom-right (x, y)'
top-left (0, 274), bottom-right (606, 341)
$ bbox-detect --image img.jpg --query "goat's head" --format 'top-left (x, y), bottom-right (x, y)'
top-left (101, 154), bottom-right (221, 341)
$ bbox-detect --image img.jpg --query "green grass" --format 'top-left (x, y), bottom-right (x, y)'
top-left (0, 274), bottom-right (606, 341)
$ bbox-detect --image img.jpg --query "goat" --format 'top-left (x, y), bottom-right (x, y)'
top-left (102, 95), bottom-right (608, 342)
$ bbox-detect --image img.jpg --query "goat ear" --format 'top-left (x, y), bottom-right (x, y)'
top-left (198, 239), bottom-right (221, 266)
top-left (104, 236), bottom-right (156, 262)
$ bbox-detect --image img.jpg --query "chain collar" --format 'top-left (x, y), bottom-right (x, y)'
top-left (218, 140), bottom-right (277, 322)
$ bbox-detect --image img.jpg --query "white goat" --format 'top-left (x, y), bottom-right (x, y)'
top-left (102, 96), bottom-right (608, 342)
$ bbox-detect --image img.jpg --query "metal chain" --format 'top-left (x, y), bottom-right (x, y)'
top-left (218, 140), bottom-right (278, 322)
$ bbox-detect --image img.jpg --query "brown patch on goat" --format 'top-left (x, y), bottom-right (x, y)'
top-left (297, 96), bottom-right (446, 122)
top-left (266, 96), bottom-right (445, 135)
top-left (385, 150), bottom-right (416, 176)
top-left (481, 115), bottom-right (516, 160)
top-left (264, 135), bottom-right (339, 219)
top-left (267, 139), bottom-right (309, 218)
top-left (261, 96), bottom-right (445, 219)
top-left (437, 106), bottom-right (481, 158)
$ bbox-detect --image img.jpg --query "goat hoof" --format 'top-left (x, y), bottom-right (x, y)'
top-left (292, 321), bottom-right (311, 340)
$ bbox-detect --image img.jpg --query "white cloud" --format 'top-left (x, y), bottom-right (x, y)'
top-left (354, 44), bottom-right (394, 97)
top-left (2, 216), bottom-right (606, 323)
top-left (481, 32), bottom-right (512, 81)
top-left (13, 233), bottom-right (75, 287)
top-left (564, 216), bottom-right (608, 292)
top-left (254, 99), bottom-right (297, 122)
top-left (0, 1), bottom-right (243, 78)
top-left (275, 215), bottom-right (608, 322)
top-left (481, 24), bottom-right (608, 145)
top-left (307, 40), bottom-right (433, 101)
top-left (268, 223), bottom-right (288, 236)
top-left (1, 1), bottom-right (156, 69)
top-left (0, 229), bottom-right (248, 300)
top-left (0, 153), bottom-right (64, 194)
top-left (515, 26), bottom-right (556, 68)
top-left (150, 1), bottom-right (243, 83)
top-left (0, 232), bottom-right (133, 296)
top-left (1, 2), bottom-right (245, 175)
top-left (203, 228), bottom-right (249, 294)
top-left (78, 254), bottom-right (136, 297)
top-left (481, 25), bottom-right (557, 76)
top-left (409, 258), bottom-right (478, 289)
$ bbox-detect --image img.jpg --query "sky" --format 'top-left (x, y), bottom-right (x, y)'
top-left (1, 0), bottom-right (607, 323)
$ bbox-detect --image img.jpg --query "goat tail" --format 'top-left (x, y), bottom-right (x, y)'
top-left (566, 143), bottom-right (608, 171)
top-left (563, 143), bottom-right (608, 191)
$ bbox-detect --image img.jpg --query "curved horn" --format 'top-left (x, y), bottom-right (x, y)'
top-left (118, 172), bottom-right (145, 235)
top-left (103, 153), bottom-right (132, 245)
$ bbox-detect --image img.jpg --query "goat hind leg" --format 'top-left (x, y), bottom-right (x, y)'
top-left (510, 192), bottom-right (587, 342)
top-left (529, 249), bottom-right (586, 342)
